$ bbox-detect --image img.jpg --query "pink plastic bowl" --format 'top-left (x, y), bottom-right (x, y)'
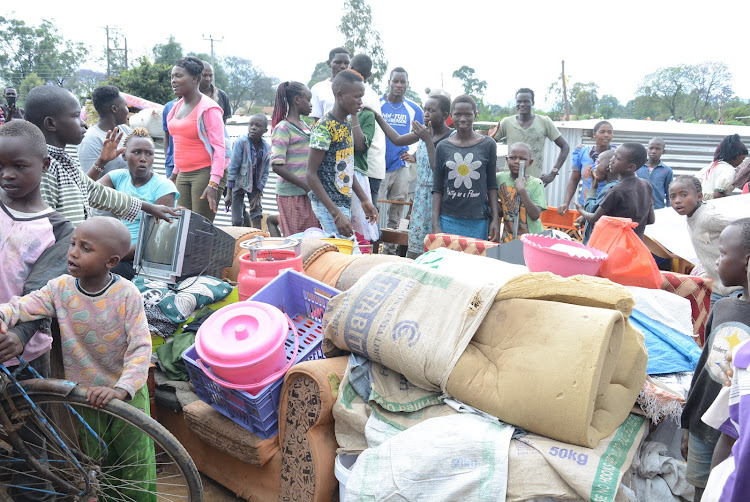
top-left (195, 301), bottom-right (297, 392)
top-left (520, 234), bottom-right (608, 278)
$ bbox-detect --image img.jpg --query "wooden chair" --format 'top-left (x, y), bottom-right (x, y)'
top-left (373, 199), bottom-right (413, 256)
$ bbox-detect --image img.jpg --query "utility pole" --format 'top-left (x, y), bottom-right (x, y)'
top-left (202, 34), bottom-right (224, 67)
top-left (104, 26), bottom-right (128, 76)
top-left (106, 26), bottom-right (111, 78)
top-left (561, 60), bottom-right (570, 121)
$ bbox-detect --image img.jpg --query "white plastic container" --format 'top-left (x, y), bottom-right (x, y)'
top-left (334, 454), bottom-right (359, 501)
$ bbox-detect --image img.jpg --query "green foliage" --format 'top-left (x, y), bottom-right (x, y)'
top-left (153, 36), bottom-right (183, 65)
top-left (106, 57), bottom-right (174, 104)
top-left (546, 76), bottom-right (570, 118)
top-left (637, 65), bottom-right (690, 118)
top-left (569, 82), bottom-right (599, 116)
top-left (687, 61), bottom-right (733, 121)
top-left (18, 73), bottom-right (45, 105)
top-left (187, 52), bottom-right (229, 90)
top-left (477, 103), bottom-right (513, 123)
top-left (597, 94), bottom-right (622, 119)
top-left (452, 66), bottom-right (487, 99)
top-left (635, 62), bottom-right (733, 121)
top-left (625, 95), bottom-right (664, 120)
top-left (0, 17), bottom-right (88, 87)
top-left (339, 0), bottom-right (389, 88)
top-left (404, 89), bottom-right (421, 105)
top-left (223, 56), bottom-right (278, 112)
top-left (308, 61), bottom-right (329, 88)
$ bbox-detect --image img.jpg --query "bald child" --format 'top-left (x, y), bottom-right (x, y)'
top-left (0, 216), bottom-right (152, 408)
top-left (497, 142), bottom-right (548, 241)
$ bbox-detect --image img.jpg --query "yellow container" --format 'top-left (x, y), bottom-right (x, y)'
top-left (322, 238), bottom-right (354, 255)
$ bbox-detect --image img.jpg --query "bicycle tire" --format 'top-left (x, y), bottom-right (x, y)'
top-left (0, 379), bottom-right (203, 501)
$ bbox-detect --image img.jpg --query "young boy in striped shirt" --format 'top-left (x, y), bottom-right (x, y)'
top-left (24, 85), bottom-right (177, 228)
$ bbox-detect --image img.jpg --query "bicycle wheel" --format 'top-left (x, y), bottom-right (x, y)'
top-left (0, 380), bottom-right (202, 501)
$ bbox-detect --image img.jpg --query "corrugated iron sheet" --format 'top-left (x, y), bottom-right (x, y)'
top-left (66, 118), bottom-right (750, 226)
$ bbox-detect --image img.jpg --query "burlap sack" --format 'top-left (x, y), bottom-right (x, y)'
top-left (333, 359), bottom-right (455, 453)
top-left (335, 254), bottom-right (410, 291)
top-left (323, 262), bottom-right (501, 391)
top-left (333, 365), bottom-right (371, 453)
top-left (507, 414), bottom-right (648, 502)
top-left (368, 361), bottom-right (443, 413)
top-left (344, 414), bottom-right (514, 502)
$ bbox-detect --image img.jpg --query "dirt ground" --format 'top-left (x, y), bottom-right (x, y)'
top-left (201, 473), bottom-right (245, 501)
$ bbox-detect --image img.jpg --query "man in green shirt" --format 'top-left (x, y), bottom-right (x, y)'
top-left (491, 88), bottom-right (570, 185)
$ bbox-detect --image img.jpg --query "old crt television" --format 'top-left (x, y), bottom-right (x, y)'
top-left (133, 209), bottom-right (235, 284)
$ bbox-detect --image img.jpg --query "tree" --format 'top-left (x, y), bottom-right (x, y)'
top-left (308, 62), bottom-right (329, 88)
top-left (452, 66), bottom-right (487, 100)
top-left (0, 17), bottom-right (88, 87)
top-left (404, 89), bottom-right (422, 105)
top-left (597, 94), bottom-right (621, 119)
top-left (18, 73), bottom-right (45, 105)
top-left (637, 66), bottom-right (690, 118)
top-left (153, 36), bottom-right (183, 65)
top-left (569, 82), bottom-right (599, 117)
top-left (223, 56), bottom-right (278, 111)
top-left (187, 52), bottom-right (228, 90)
top-left (106, 57), bottom-right (173, 104)
top-left (65, 69), bottom-right (107, 101)
top-left (689, 61), bottom-right (733, 121)
top-left (339, 0), bottom-right (388, 88)
top-left (546, 75), bottom-right (571, 120)
top-left (625, 95), bottom-right (663, 120)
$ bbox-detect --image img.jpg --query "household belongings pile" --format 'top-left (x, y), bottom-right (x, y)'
top-left (323, 252), bottom-right (653, 501)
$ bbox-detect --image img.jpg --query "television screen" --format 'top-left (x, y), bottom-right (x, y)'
top-left (133, 210), bottom-right (235, 284)
top-left (142, 218), bottom-right (179, 266)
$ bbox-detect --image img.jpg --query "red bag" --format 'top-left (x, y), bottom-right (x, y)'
top-left (587, 216), bottom-right (662, 289)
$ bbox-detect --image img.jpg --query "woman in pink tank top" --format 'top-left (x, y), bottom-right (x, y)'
top-left (167, 56), bottom-right (227, 222)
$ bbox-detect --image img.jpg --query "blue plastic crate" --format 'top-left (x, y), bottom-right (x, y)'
top-left (183, 270), bottom-right (339, 438)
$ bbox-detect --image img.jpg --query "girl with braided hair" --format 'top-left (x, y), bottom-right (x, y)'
top-left (669, 174), bottom-right (742, 304)
top-left (270, 81), bottom-right (321, 236)
top-left (698, 134), bottom-right (747, 200)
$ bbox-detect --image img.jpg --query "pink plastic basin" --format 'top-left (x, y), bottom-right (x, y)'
top-left (195, 301), bottom-right (298, 392)
top-left (520, 234), bottom-right (608, 278)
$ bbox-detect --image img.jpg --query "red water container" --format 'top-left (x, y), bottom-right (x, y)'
top-left (238, 237), bottom-right (303, 301)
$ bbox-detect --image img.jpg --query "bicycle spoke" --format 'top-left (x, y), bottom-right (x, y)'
top-left (2, 383), bottom-right (202, 501)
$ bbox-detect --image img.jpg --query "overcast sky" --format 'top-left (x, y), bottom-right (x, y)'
top-left (4, 0), bottom-right (749, 109)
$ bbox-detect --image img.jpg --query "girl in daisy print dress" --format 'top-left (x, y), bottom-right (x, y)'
top-left (432, 95), bottom-right (500, 241)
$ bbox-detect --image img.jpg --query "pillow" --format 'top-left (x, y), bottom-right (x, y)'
top-left (133, 275), bottom-right (233, 324)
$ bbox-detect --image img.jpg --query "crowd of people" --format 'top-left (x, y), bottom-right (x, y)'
top-left (1, 44), bottom-right (750, 500)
